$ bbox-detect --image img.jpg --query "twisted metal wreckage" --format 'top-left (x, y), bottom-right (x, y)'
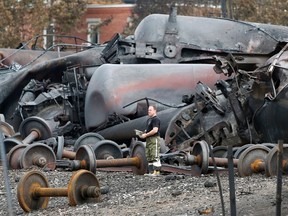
top-left (1, 7), bottom-right (288, 175)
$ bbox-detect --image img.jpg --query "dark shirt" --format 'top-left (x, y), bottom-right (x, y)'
top-left (146, 116), bottom-right (160, 136)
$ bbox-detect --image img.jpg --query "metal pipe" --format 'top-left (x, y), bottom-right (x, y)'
top-left (96, 157), bottom-right (140, 168)
top-left (62, 150), bottom-right (76, 159)
top-left (208, 157), bottom-right (238, 167)
top-left (22, 130), bottom-right (39, 144)
top-left (34, 187), bottom-right (68, 197)
top-left (192, 155), bottom-right (238, 167)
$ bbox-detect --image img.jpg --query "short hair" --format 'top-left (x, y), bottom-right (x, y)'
top-left (149, 104), bottom-right (157, 111)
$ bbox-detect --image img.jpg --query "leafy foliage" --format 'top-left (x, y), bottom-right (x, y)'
top-left (233, 0), bottom-right (288, 26)
top-left (124, 0), bottom-right (288, 36)
top-left (0, 0), bottom-right (89, 48)
top-left (123, 0), bottom-right (222, 36)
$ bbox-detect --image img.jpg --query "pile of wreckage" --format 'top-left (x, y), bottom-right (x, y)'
top-left (1, 6), bottom-right (288, 182)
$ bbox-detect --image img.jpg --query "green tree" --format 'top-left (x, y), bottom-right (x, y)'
top-left (0, 0), bottom-right (90, 48)
top-left (232, 0), bottom-right (288, 26)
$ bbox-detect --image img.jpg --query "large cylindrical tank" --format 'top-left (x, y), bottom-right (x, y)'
top-left (85, 63), bottom-right (225, 131)
top-left (134, 14), bottom-right (288, 54)
top-left (97, 108), bottom-right (179, 144)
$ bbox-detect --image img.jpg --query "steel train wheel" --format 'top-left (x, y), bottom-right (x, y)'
top-left (130, 141), bottom-right (147, 175)
top-left (68, 170), bottom-right (101, 206)
top-left (74, 132), bottom-right (104, 151)
top-left (233, 144), bottom-right (254, 159)
top-left (19, 116), bottom-right (52, 140)
top-left (265, 145), bottom-right (288, 177)
top-left (7, 144), bottom-right (28, 169)
top-left (17, 170), bottom-right (50, 212)
top-left (191, 140), bottom-right (209, 174)
top-left (237, 145), bottom-right (270, 177)
top-left (75, 145), bottom-right (97, 174)
top-left (20, 143), bottom-right (56, 170)
top-left (92, 140), bottom-right (123, 159)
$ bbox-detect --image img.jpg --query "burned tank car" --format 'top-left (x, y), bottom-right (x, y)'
top-left (115, 10), bottom-right (288, 68)
top-left (4, 8), bottom-right (288, 147)
top-left (84, 63), bottom-right (226, 143)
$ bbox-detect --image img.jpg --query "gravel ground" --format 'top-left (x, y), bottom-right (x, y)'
top-left (1, 166), bottom-right (288, 216)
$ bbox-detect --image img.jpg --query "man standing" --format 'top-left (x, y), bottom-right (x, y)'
top-left (140, 105), bottom-right (161, 175)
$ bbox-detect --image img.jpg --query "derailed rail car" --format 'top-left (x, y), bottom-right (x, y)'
top-left (2, 7), bottom-right (288, 152)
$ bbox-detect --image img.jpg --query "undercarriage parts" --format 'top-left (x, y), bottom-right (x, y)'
top-left (56, 141), bottom-right (147, 175)
top-left (19, 116), bottom-right (54, 144)
top-left (237, 145), bottom-right (270, 176)
top-left (0, 121), bottom-right (15, 138)
top-left (8, 143), bottom-right (56, 170)
top-left (177, 140), bottom-right (238, 174)
top-left (17, 169), bottom-right (101, 212)
top-left (73, 132), bottom-right (104, 151)
top-left (237, 144), bottom-right (288, 177)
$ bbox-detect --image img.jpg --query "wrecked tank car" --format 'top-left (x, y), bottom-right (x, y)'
top-left (165, 46), bottom-right (288, 152)
top-left (2, 9), bottom-right (288, 149)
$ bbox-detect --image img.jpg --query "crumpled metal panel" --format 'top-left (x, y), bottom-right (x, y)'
top-left (253, 86), bottom-right (288, 143)
top-left (0, 47), bottom-right (105, 116)
top-left (253, 52), bottom-right (288, 142)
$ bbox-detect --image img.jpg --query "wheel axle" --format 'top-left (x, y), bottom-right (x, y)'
top-left (17, 169), bottom-right (101, 212)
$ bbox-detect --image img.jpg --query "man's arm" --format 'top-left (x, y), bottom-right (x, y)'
top-left (140, 127), bottom-right (159, 139)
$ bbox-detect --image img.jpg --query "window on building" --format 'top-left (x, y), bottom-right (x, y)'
top-left (87, 19), bottom-right (101, 44)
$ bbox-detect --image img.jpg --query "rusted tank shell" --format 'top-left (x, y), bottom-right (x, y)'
top-left (85, 64), bottom-right (225, 130)
top-left (135, 14), bottom-right (288, 54)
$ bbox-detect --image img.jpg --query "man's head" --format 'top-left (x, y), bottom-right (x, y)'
top-left (148, 105), bottom-right (157, 117)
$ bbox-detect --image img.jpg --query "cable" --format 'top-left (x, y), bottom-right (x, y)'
top-left (123, 97), bottom-right (187, 109)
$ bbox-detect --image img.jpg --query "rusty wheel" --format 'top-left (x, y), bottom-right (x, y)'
top-left (19, 116), bottom-right (52, 140)
top-left (75, 145), bottom-right (97, 174)
top-left (238, 145), bottom-right (270, 177)
top-left (265, 145), bottom-right (288, 177)
top-left (191, 140), bottom-right (209, 174)
top-left (68, 170), bottom-right (100, 206)
top-left (233, 144), bottom-right (254, 159)
top-left (7, 144), bottom-right (28, 169)
top-left (74, 132), bottom-right (104, 151)
top-left (17, 170), bottom-right (50, 212)
top-left (130, 141), bottom-right (147, 175)
top-left (20, 143), bottom-right (56, 170)
top-left (92, 140), bottom-right (123, 159)
top-left (0, 121), bottom-right (15, 137)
